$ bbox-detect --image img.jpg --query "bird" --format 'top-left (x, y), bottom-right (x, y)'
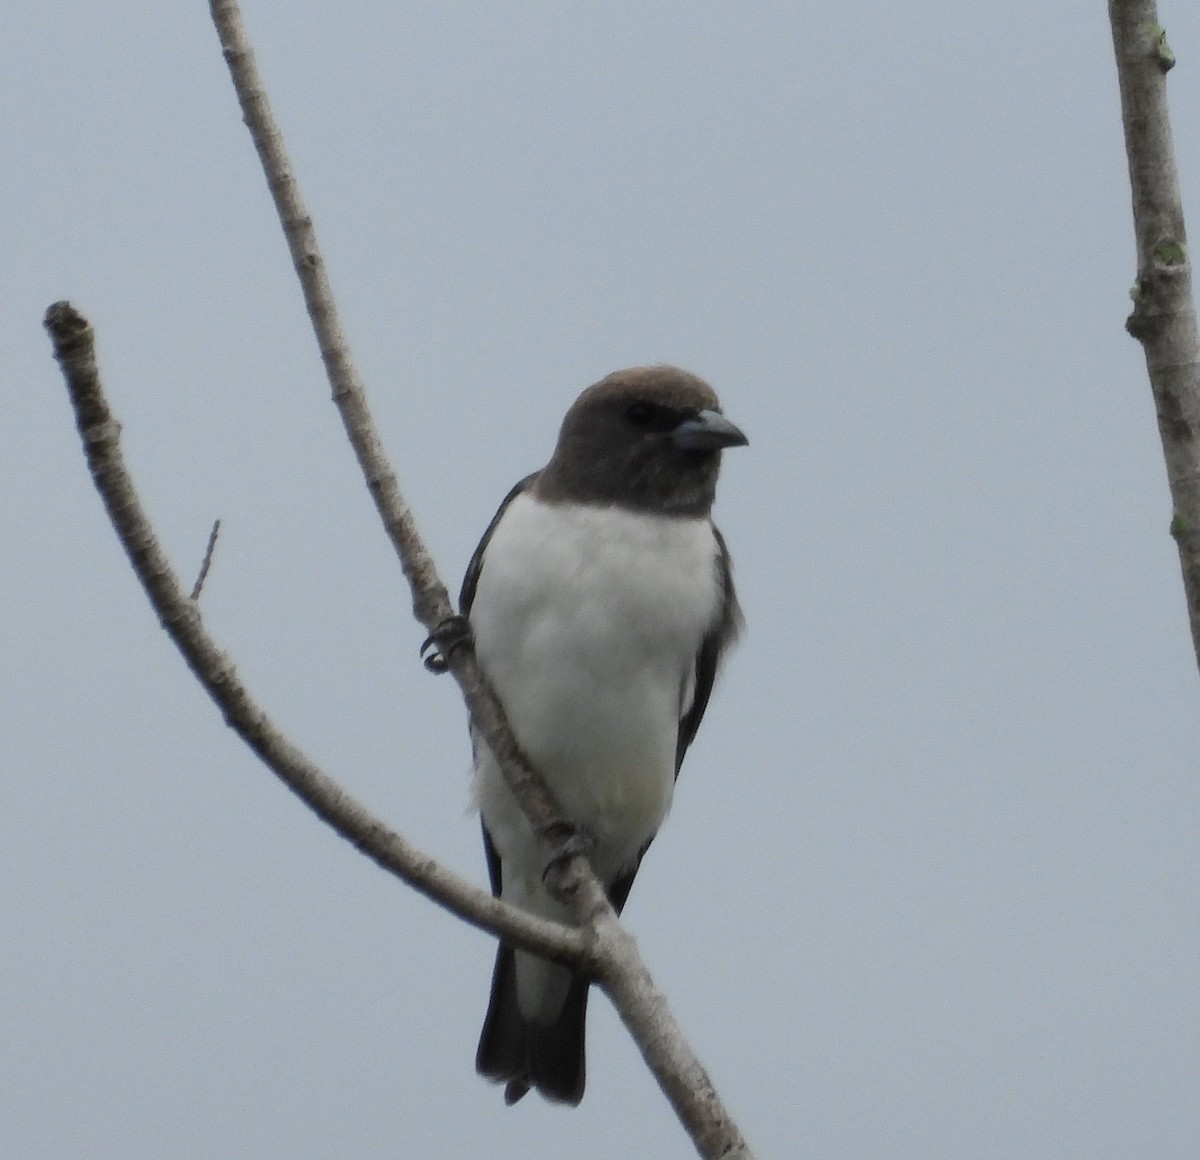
top-left (462, 365), bottom-right (746, 1105)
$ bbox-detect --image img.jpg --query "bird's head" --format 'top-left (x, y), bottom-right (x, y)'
top-left (537, 366), bottom-right (747, 516)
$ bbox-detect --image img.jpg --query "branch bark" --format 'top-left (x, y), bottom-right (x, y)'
top-left (43, 2), bottom-right (756, 1155)
top-left (1110, 2), bottom-right (1200, 674)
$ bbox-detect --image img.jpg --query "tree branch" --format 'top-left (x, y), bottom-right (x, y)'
top-left (43, 3), bottom-right (755, 1154)
top-left (207, 3), bottom-right (754, 1149)
top-left (205, 6), bottom-right (757, 1150)
top-left (43, 300), bottom-right (586, 970)
top-left (207, 0), bottom-right (597, 901)
top-left (1110, 2), bottom-right (1200, 674)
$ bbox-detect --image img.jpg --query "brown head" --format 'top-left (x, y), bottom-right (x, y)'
top-left (535, 366), bottom-right (747, 517)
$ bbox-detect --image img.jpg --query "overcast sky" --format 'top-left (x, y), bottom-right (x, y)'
top-left (5, 3), bottom-right (1199, 1157)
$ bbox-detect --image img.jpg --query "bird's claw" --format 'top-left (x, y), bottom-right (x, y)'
top-left (420, 614), bottom-right (474, 674)
top-left (541, 823), bottom-right (593, 885)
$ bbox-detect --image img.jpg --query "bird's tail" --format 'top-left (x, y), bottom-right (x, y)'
top-left (475, 943), bottom-right (590, 1105)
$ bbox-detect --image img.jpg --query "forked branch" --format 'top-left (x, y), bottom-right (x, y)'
top-left (43, 300), bottom-right (584, 970)
top-left (42, 1), bottom-right (755, 1154)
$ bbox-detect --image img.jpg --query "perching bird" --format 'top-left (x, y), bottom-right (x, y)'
top-left (463, 366), bottom-right (746, 1105)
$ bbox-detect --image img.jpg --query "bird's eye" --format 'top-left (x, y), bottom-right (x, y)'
top-left (625, 400), bottom-right (685, 433)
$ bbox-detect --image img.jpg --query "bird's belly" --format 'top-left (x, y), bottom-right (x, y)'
top-left (469, 498), bottom-right (720, 879)
top-left (507, 651), bottom-right (678, 856)
top-left (476, 612), bottom-right (684, 883)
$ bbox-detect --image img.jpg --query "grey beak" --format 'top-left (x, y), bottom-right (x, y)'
top-left (672, 409), bottom-right (749, 451)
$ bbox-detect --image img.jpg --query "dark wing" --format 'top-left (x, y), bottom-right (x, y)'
top-left (674, 524), bottom-right (742, 774)
top-left (468, 473), bottom-right (544, 904)
top-left (467, 473), bottom-right (540, 903)
top-left (459, 472), bottom-right (538, 617)
top-left (609, 524), bottom-right (742, 911)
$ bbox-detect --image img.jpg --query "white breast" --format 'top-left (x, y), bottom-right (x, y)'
top-left (470, 492), bottom-right (721, 883)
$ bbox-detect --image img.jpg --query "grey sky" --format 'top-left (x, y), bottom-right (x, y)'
top-left (5, 2), bottom-right (1199, 1157)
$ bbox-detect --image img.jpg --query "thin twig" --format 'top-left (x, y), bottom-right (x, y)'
top-left (190, 518), bottom-right (221, 601)
top-left (1110, 1), bottom-right (1200, 674)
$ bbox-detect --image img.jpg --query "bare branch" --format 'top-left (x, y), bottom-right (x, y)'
top-left (1110, 2), bottom-right (1200, 673)
top-left (44, 3), bottom-right (756, 1152)
top-left (207, 0), bottom-right (597, 905)
top-left (189, 517), bottom-right (221, 601)
top-left (595, 930), bottom-right (756, 1160)
top-left (43, 300), bottom-right (586, 970)
top-left (203, 4), bottom-right (754, 1147)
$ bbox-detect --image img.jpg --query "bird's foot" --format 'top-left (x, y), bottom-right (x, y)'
top-left (420, 614), bottom-right (474, 673)
top-left (541, 823), bottom-right (594, 887)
